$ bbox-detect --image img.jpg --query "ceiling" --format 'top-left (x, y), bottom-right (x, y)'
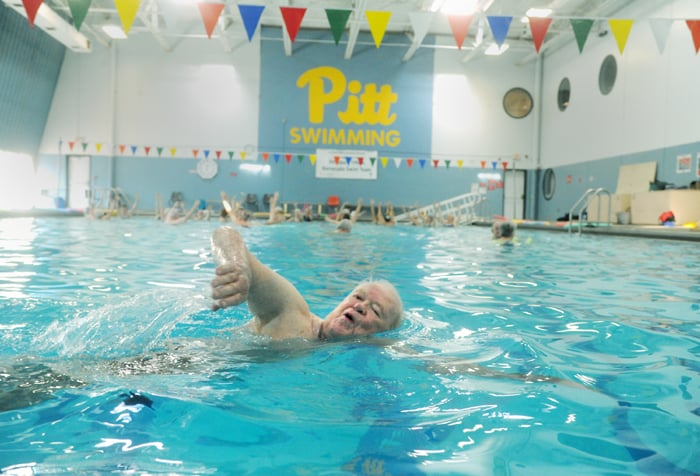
top-left (4, 0), bottom-right (639, 62)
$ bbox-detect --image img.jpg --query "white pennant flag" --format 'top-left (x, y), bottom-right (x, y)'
top-left (648, 18), bottom-right (674, 54)
top-left (409, 11), bottom-right (434, 45)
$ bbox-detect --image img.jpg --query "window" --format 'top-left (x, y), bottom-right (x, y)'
top-left (557, 78), bottom-right (570, 111)
top-left (599, 55), bottom-right (617, 95)
top-left (542, 168), bottom-right (555, 200)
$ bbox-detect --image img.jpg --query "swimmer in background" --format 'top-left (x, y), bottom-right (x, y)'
top-left (492, 219), bottom-right (517, 243)
top-left (210, 226), bottom-right (403, 340)
top-left (165, 200), bottom-right (200, 225)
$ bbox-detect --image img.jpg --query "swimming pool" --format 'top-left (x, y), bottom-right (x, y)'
top-left (0, 217), bottom-right (698, 475)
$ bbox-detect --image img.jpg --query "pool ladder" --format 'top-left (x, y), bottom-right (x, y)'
top-left (568, 187), bottom-right (612, 234)
top-left (393, 191), bottom-right (487, 225)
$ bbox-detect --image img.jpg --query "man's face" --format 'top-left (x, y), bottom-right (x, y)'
top-left (321, 282), bottom-right (401, 339)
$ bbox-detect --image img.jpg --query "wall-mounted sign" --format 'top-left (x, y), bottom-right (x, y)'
top-left (315, 148), bottom-right (377, 180)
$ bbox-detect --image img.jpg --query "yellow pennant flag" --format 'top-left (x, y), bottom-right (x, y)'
top-left (380, 157), bottom-right (388, 168)
top-left (95, 143), bottom-right (102, 153)
top-left (608, 19), bottom-right (634, 54)
top-left (365, 11), bottom-right (391, 48)
top-left (309, 154), bottom-right (317, 165)
top-left (170, 148), bottom-right (176, 157)
top-left (240, 151), bottom-right (247, 160)
top-left (457, 160), bottom-right (463, 168)
top-left (115, 0), bottom-right (141, 35)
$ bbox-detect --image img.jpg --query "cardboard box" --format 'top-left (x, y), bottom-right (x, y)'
top-left (630, 190), bottom-right (700, 225)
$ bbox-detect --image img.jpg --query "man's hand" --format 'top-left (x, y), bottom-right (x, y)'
top-left (211, 261), bottom-right (251, 311)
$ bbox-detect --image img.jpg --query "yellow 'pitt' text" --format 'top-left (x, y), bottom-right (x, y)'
top-left (291, 66), bottom-right (401, 148)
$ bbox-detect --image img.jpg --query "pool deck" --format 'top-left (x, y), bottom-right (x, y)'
top-left (1, 209), bottom-right (699, 242)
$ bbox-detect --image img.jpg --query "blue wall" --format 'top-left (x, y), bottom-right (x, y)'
top-left (0, 7), bottom-right (65, 156)
top-left (536, 140), bottom-right (700, 221)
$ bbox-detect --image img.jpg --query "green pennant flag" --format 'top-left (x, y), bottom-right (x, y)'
top-left (297, 154), bottom-right (304, 164)
top-left (228, 151), bottom-right (234, 160)
top-left (570, 19), bottom-right (594, 53)
top-left (325, 9), bottom-right (351, 45)
top-left (81, 142), bottom-right (88, 151)
top-left (157, 147), bottom-right (163, 156)
top-left (445, 160), bottom-right (451, 168)
top-left (67, 0), bottom-right (92, 30)
top-left (370, 157), bottom-right (376, 166)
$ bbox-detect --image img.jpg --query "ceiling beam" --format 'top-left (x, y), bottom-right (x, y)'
top-left (344, 0), bottom-right (367, 60)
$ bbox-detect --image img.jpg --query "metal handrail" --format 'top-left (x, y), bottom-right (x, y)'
top-left (568, 187), bottom-right (611, 234)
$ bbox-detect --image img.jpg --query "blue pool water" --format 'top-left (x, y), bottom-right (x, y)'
top-left (0, 217), bottom-right (699, 475)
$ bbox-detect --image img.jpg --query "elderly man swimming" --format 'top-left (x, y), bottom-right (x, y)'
top-left (210, 226), bottom-right (403, 340)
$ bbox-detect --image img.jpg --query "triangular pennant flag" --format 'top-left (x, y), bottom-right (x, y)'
top-left (333, 155), bottom-right (340, 165)
top-left (407, 158), bottom-right (414, 168)
top-left (608, 19), bottom-right (634, 54)
top-left (119, 144), bottom-right (126, 154)
top-left (528, 17), bottom-right (552, 53)
top-left (365, 11), bottom-right (391, 48)
top-left (457, 160), bottom-right (463, 168)
top-left (130, 145), bottom-right (137, 155)
top-left (197, 3), bottom-right (225, 39)
top-left (274, 153), bottom-right (281, 163)
top-left (215, 150), bottom-right (222, 159)
top-left (114, 0), bottom-right (141, 35)
top-left (686, 20), bottom-right (700, 53)
top-left (447, 15), bottom-right (473, 50)
top-left (345, 156), bottom-right (352, 165)
top-left (170, 148), bottom-right (176, 157)
top-left (67, 0), bottom-right (92, 31)
top-left (370, 157), bottom-right (376, 166)
top-left (445, 160), bottom-right (451, 168)
top-left (96, 143), bottom-right (103, 153)
top-left (262, 152), bottom-right (269, 161)
top-left (487, 15), bottom-right (512, 47)
top-left (309, 154), bottom-right (317, 165)
top-left (390, 157), bottom-right (399, 168)
top-left (204, 149), bottom-right (210, 159)
top-left (357, 157), bottom-right (364, 165)
top-left (81, 142), bottom-right (88, 152)
top-left (193, 149), bottom-right (199, 158)
top-left (570, 19), bottom-right (594, 53)
top-left (491, 161), bottom-right (497, 170)
top-left (240, 151), bottom-right (247, 160)
top-left (648, 18), bottom-right (673, 54)
top-left (238, 4), bottom-right (265, 41)
top-left (409, 11), bottom-right (433, 46)
top-left (228, 151), bottom-right (234, 160)
top-left (21, 0), bottom-right (42, 27)
top-left (280, 6), bottom-right (306, 43)
top-left (297, 154), bottom-right (304, 164)
top-left (157, 147), bottom-right (163, 156)
top-left (285, 153), bottom-right (292, 164)
top-left (480, 160), bottom-right (486, 168)
top-left (325, 9), bottom-right (351, 45)
top-left (68, 141), bottom-right (76, 151)
top-left (419, 159), bottom-right (426, 168)
top-left (144, 146), bottom-right (151, 155)
top-left (432, 159), bottom-right (439, 168)
top-left (502, 161), bottom-right (509, 170)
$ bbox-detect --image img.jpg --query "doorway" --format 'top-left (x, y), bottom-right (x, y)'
top-left (67, 155), bottom-right (91, 210)
top-left (503, 169), bottom-right (526, 219)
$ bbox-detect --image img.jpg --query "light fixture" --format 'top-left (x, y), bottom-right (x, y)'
top-left (484, 42), bottom-right (509, 55)
top-left (102, 25), bottom-right (128, 39)
top-left (430, 0), bottom-right (479, 15)
top-left (526, 7), bottom-right (553, 18)
top-left (2, 0), bottom-right (91, 52)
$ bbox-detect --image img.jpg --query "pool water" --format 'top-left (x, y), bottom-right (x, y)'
top-left (0, 217), bottom-right (699, 475)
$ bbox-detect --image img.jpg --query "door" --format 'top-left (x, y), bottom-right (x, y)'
top-left (67, 155), bottom-right (91, 210)
top-left (503, 169), bottom-right (525, 220)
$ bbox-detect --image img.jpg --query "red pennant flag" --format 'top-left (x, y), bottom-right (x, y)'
top-left (407, 158), bottom-right (414, 168)
top-left (280, 6), bottom-right (306, 43)
top-left (432, 159), bottom-right (439, 168)
top-left (528, 17), bottom-right (552, 53)
top-left (687, 20), bottom-right (700, 53)
top-left (21, 0), bottom-right (43, 26)
top-left (119, 144), bottom-right (126, 154)
top-left (447, 15), bottom-right (473, 50)
top-left (480, 160), bottom-right (486, 169)
top-left (193, 149), bottom-right (199, 158)
top-left (285, 153), bottom-right (292, 163)
top-left (334, 156), bottom-right (340, 165)
top-left (215, 150), bottom-right (222, 159)
top-left (198, 3), bottom-right (225, 39)
top-left (358, 157), bottom-right (364, 165)
top-left (144, 146), bottom-right (151, 155)
top-left (68, 141), bottom-right (76, 151)
top-left (262, 152), bottom-right (269, 161)
top-left (502, 161), bottom-right (509, 170)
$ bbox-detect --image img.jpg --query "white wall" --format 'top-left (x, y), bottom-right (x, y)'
top-left (40, 34), bottom-right (261, 156)
top-left (540, 0), bottom-right (700, 168)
